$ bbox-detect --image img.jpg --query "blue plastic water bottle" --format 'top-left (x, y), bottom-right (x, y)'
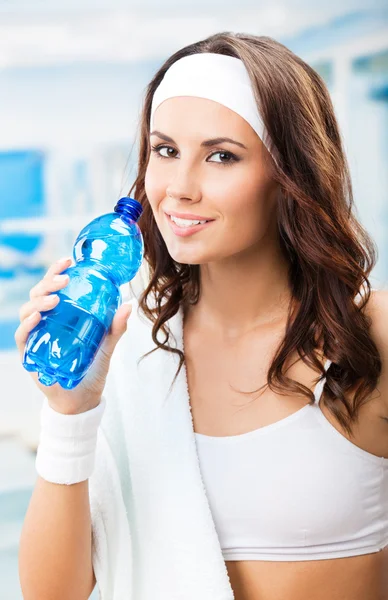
top-left (23, 197), bottom-right (144, 389)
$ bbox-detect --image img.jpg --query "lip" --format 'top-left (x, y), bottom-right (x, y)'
top-left (166, 212), bottom-right (215, 237)
top-left (165, 210), bottom-right (215, 221)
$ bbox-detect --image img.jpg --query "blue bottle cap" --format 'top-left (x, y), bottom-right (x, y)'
top-left (114, 197), bottom-right (143, 222)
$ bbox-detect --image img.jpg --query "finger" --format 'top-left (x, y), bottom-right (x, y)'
top-left (14, 311), bottom-right (42, 360)
top-left (19, 294), bottom-right (60, 322)
top-left (99, 303), bottom-right (132, 359)
top-left (29, 272), bottom-right (70, 301)
top-left (43, 256), bottom-right (73, 281)
top-left (110, 303), bottom-right (132, 337)
top-left (28, 256), bottom-right (72, 299)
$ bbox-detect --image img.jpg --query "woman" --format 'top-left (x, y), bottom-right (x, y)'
top-left (18, 33), bottom-right (388, 600)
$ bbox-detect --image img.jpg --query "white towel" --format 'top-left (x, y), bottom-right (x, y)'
top-left (88, 296), bottom-right (234, 599)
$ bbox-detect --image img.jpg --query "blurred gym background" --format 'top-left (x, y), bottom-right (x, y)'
top-left (0, 0), bottom-right (387, 597)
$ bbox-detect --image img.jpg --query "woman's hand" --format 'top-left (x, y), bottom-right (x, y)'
top-left (15, 256), bottom-right (132, 414)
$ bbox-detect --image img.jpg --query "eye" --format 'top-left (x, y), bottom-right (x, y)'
top-left (151, 145), bottom-right (178, 159)
top-left (150, 145), bottom-right (239, 167)
top-left (207, 151), bottom-right (237, 166)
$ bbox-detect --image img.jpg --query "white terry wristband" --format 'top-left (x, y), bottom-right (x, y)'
top-left (35, 396), bottom-right (106, 485)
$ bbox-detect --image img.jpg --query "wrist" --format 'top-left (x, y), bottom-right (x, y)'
top-left (47, 398), bottom-right (102, 415)
top-left (35, 396), bottom-right (106, 485)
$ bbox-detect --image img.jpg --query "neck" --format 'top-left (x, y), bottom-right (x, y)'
top-left (184, 237), bottom-right (292, 339)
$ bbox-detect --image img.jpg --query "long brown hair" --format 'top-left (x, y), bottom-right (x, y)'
top-left (127, 32), bottom-right (381, 436)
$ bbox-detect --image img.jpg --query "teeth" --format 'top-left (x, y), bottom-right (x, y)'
top-left (170, 215), bottom-right (207, 227)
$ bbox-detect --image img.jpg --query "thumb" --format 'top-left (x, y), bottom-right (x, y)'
top-left (111, 302), bottom-right (132, 336)
top-left (111, 302), bottom-right (132, 330)
top-left (101, 302), bottom-right (132, 357)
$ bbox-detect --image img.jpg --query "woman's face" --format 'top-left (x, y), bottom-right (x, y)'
top-left (144, 96), bottom-right (279, 266)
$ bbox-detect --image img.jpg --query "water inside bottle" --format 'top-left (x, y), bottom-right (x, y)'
top-left (23, 299), bottom-right (106, 389)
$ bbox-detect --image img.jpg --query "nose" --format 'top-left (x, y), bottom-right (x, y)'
top-left (165, 161), bottom-right (201, 203)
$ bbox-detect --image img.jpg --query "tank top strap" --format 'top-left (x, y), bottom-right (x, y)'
top-left (313, 358), bottom-right (332, 405)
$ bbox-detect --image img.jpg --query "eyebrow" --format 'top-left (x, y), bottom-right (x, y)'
top-left (150, 130), bottom-right (248, 150)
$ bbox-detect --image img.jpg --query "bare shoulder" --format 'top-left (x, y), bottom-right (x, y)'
top-left (363, 289), bottom-right (388, 408)
top-left (364, 289), bottom-right (388, 348)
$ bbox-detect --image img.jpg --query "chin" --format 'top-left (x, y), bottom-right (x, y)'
top-left (166, 248), bottom-right (208, 266)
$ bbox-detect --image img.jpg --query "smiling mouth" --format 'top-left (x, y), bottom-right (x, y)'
top-left (166, 213), bottom-right (215, 236)
top-left (168, 214), bottom-right (211, 225)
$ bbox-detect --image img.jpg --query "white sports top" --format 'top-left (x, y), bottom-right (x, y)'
top-left (194, 360), bottom-right (388, 561)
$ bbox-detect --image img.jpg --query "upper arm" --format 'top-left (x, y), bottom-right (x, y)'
top-left (86, 568), bottom-right (96, 599)
top-left (364, 289), bottom-right (388, 409)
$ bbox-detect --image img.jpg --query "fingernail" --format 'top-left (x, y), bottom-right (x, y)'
top-left (44, 294), bottom-right (59, 304)
top-left (28, 311), bottom-right (39, 321)
top-left (57, 256), bottom-right (72, 264)
top-left (53, 274), bottom-right (69, 282)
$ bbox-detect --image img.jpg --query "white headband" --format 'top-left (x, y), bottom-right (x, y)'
top-left (150, 52), bottom-right (273, 157)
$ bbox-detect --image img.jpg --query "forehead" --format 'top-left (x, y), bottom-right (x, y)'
top-left (152, 96), bottom-right (259, 144)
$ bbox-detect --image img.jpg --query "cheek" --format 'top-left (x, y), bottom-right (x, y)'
top-left (144, 168), bottom-right (158, 209)
top-left (221, 174), bottom-right (277, 235)
top-left (144, 164), bottom-right (168, 216)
